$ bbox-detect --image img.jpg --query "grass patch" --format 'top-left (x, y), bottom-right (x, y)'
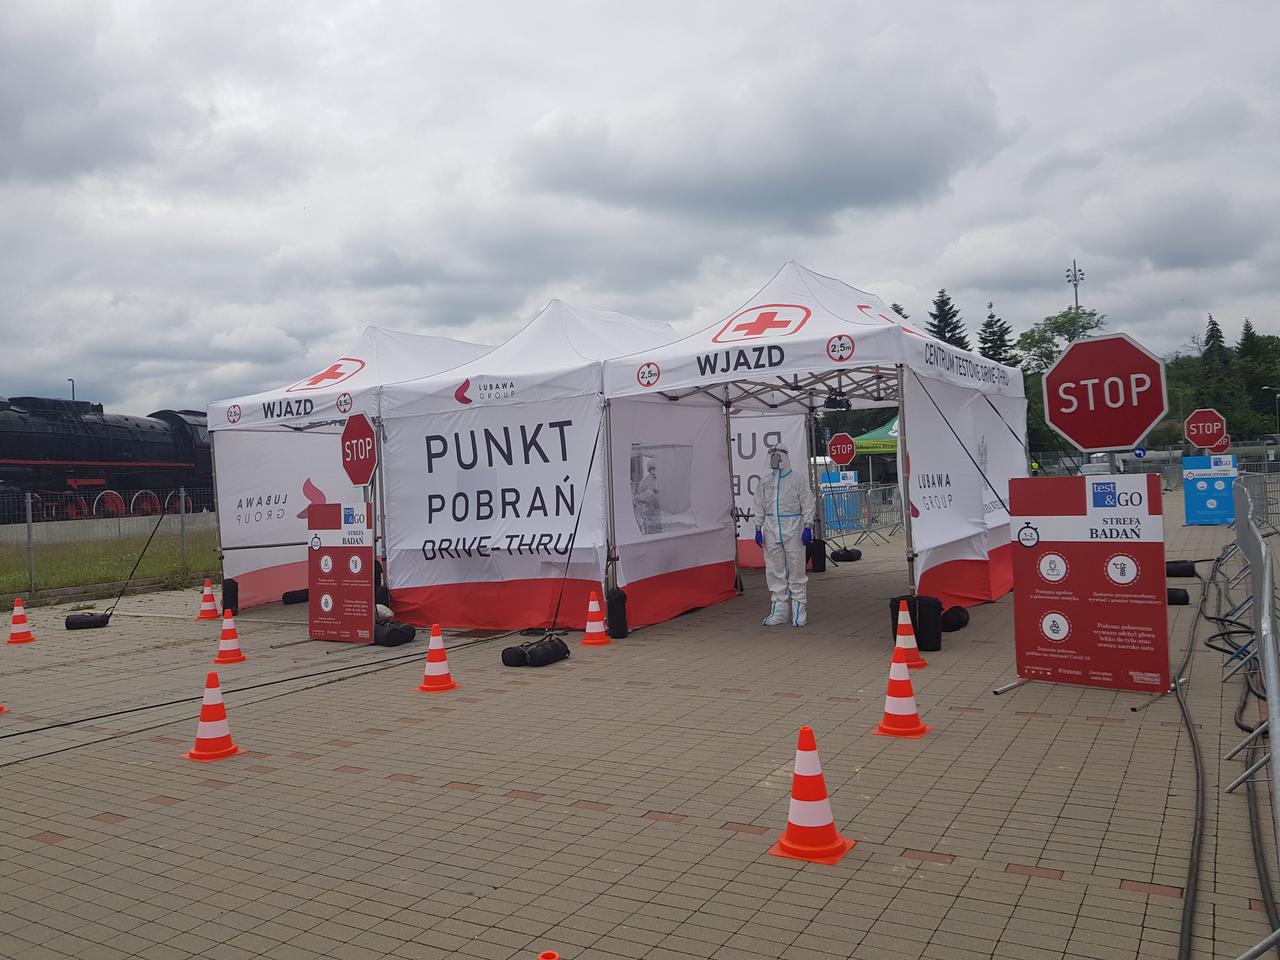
top-left (0, 530), bottom-right (221, 594)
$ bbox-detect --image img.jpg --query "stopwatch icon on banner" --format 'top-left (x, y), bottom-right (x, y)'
top-left (1016, 522), bottom-right (1040, 548)
top-left (310, 534), bottom-right (322, 551)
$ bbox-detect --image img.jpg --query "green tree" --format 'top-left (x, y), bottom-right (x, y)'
top-left (977, 301), bottom-right (1019, 366)
top-left (1196, 314), bottom-right (1257, 436)
top-left (1016, 307), bottom-right (1106, 372)
top-left (1237, 318), bottom-right (1280, 425)
top-left (925, 289), bottom-right (971, 350)
top-left (890, 303), bottom-right (909, 320)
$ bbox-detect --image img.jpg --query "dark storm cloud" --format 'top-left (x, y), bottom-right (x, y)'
top-left (519, 56), bottom-right (1011, 228)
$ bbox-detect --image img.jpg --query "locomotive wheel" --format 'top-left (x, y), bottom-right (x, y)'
top-left (64, 495), bottom-right (89, 520)
top-left (163, 491), bottom-right (194, 515)
top-left (93, 490), bottom-right (127, 518)
top-left (130, 490), bottom-right (162, 516)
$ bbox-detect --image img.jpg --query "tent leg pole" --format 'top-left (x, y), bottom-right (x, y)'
top-left (723, 396), bottom-right (743, 594)
top-left (603, 400), bottom-right (618, 593)
top-left (897, 364), bottom-right (917, 595)
top-left (808, 409), bottom-right (824, 543)
top-left (374, 417), bottom-right (389, 572)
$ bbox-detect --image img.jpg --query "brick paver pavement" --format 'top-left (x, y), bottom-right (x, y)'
top-left (0, 492), bottom-right (1272, 959)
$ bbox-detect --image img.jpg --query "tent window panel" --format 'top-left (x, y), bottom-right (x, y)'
top-left (629, 443), bottom-right (695, 537)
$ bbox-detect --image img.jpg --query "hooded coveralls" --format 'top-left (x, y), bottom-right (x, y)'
top-left (752, 448), bottom-right (816, 620)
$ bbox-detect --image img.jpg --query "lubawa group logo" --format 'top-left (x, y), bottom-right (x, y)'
top-left (454, 378), bottom-right (516, 404)
top-left (712, 304), bottom-right (811, 344)
top-left (286, 358), bottom-right (366, 393)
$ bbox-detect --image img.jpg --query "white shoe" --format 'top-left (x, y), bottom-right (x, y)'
top-left (791, 602), bottom-right (807, 628)
top-left (763, 602), bottom-right (789, 626)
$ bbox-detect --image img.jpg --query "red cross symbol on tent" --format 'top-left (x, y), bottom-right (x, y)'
top-left (287, 358), bottom-right (367, 393)
top-left (712, 304), bottom-right (811, 343)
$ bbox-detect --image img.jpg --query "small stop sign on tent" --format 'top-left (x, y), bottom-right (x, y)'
top-left (341, 414), bottom-right (378, 486)
top-left (828, 433), bottom-right (857, 467)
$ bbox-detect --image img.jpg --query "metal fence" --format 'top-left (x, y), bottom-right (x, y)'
top-left (1239, 472), bottom-right (1280, 531)
top-left (821, 482), bottom-right (903, 545)
top-left (1228, 484), bottom-right (1280, 959)
top-left (0, 488), bottom-right (219, 598)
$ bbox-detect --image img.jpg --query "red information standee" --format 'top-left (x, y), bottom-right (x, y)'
top-left (307, 502), bottom-right (374, 643)
top-left (1009, 474), bottom-right (1169, 692)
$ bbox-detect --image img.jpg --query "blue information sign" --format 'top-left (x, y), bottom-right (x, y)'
top-left (1132, 446), bottom-right (1147, 459)
top-left (1183, 455), bottom-right (1237, 525)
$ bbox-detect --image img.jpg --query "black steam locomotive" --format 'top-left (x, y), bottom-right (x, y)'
top-left (0, 396), bottom-right (212, 521)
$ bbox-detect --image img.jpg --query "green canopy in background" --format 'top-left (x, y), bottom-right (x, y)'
top-left (854, 416), bottom-right (897, 454)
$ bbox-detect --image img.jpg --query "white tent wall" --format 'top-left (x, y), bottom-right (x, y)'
top-left (382, 394), bottom-right (608, 630)
top-left (900, 372), bottom-right (1028, 607)
top-left (213, 429), bottom-right (361, 607)
top-left (607, 397), bottom-right (737, 627)
top-left (730, 411), bottom-right (809, 569)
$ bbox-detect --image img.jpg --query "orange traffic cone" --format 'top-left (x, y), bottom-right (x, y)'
top-left (894, 599), bottom-right (927, 669)
top-left (213, 610), bottom-right (247, 664)
top-left (582, 591), bottom-right (609, 646)
top-left (185, 672), bottom-right (240, 761)
top-left (769, 725), bottom-right (855, 864)
top-left (8, 598), bottom-right (35, 644)
top-left (195, 579), bottom-right (219, 621)
top-left (417, 624), bottom-right (458, 692)
top-left (874, 646), bottom-right (931, 738)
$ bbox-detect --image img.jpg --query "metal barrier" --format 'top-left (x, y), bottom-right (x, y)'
top-left (1239, 471), bottom-right (1280, 531)
top-left (821, 483), bottom-right (902, 545)
top-left (0, 487), bottom-right (218, 598)
top-left (1228, 484), bottom-right (1280, 959)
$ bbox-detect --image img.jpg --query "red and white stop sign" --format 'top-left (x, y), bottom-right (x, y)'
top-left (1207, 434), bottom-right (1231, 455)
top-left (1042, 334), bottom-right (1167, 453)
top-left (828, 432), bottom-right (857, 467)
top-left (341, 413), bottom-right (378, 486)
top-left (1184, 408), bottom-right (1227, 449)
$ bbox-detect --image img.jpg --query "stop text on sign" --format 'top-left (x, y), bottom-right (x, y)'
top-left (344, 436), bottom-right (374, 461)
top-left (1055, 373), bottom-right (1153, 413)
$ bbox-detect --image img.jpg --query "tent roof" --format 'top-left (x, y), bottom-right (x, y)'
top-left (602, 262), bottom-right (1023, 410)
top-left (853, 416), bottom-right (898, 453)
top-left (380, 300), bottom-right (675, 417)
top-left (208, 326), bottom-right (492, 432)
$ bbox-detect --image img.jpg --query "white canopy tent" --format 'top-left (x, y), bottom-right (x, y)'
top-left (602, 262), bottom-right (1028, 610)
top-left (208, 327), bottom-right (492, 607)
top-left (379, 301), bottom-right (679, 629)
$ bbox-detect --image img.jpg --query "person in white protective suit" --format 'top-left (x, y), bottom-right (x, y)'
top-left (752, 443), bottom-right (816, 627)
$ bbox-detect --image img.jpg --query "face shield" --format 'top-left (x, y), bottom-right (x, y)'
top-left (768, 444), bottom-right (790, 472)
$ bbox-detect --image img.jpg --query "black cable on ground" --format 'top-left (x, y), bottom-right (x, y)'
top-left (0, 632), bottom-right (508, 745)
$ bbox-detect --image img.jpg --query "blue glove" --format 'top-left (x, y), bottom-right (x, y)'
top-left (802, 527), bottom-right (813, 545)
top-left (754, 529), bottom-right (764, 547)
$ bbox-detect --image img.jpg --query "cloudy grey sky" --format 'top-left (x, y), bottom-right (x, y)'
top-left (3, 1), bottom-right (1277, 413)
